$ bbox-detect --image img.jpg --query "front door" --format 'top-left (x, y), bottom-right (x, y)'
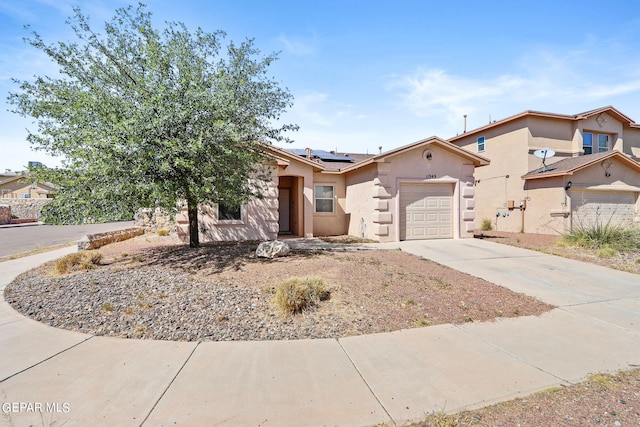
top-left (278, 188), bottom-right (290, 233)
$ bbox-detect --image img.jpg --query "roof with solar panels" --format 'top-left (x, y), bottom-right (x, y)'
top-left (285, 148), bottom-right (375, 171)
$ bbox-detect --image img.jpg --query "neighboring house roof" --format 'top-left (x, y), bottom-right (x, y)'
top-left (522, 151), bottom-right (640, 180)
top-left (0, 175), bottom-right (31, 186)
top-left (449, 106), bottom-right (640, 141)
top-left (0, 174), bottom-right (58, 191)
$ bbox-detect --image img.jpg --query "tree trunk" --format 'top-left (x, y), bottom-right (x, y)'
top-left (187, 197), bottom-right (199, 248)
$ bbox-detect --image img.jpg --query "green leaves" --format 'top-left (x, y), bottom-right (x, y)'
top-left (8, 3), bottom-right (297, 246)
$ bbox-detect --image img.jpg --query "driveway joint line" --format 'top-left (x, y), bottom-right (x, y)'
top-left (0, 336), bottom-right (94, 383)
top-left (140, 341), bottom-right (200, 427)
top-left (557, 307), bottom-right (640, 337)
top-left (336, 338), bottom-right (396, 426)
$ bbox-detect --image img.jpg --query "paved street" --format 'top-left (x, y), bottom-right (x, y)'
top-left (0, 221), bottom-right (135, 258)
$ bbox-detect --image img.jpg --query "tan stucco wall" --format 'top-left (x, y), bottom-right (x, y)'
top-left (577, 113), bottom-right (625, 153)
top-left (452, 112), bottom-right (640, 233)
top-left (625, 127), bottom-right (640, 159)
top-left (312, 173), bottom-right (348, 236)
top-left (522, 177), bottom-right (571, 234)
top-left (177, 156), bottom-right (320, 243)
top-left (176, 168), bottom-right (280, 242)
top-left (344, 164), bottom-right (377, 239)
top-left (277, 159), bottom-right (315, 238)
top-left (522, 157), bottom-right (640, 234)
top-left (455, 123), bottom-right (530, 233)
top-left (0, 180), bottom-right (53, 198)
top-left (567, 159), bottom-right (640, 228)
top-left (342, 144), bottom-right (478, 242)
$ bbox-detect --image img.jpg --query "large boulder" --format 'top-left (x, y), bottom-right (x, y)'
top-left (256, 240), bottom-right (291, 259)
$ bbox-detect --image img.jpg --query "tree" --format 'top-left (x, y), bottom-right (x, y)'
top-left (8, 3), bottom-right (297, 247)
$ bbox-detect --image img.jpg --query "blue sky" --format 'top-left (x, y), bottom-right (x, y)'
top-left (2, 0), bottom-right (640, 171)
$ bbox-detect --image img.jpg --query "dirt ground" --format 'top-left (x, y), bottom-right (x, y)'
top-left (6, 231), bottom-right (640, 425)
top-left (84, 234), bottom-right (555, 337)
top-left (476, 230), bottom-right (640, 275)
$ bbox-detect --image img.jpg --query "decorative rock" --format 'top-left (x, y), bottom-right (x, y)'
top-left (256, 240), bottom-right (291, 258)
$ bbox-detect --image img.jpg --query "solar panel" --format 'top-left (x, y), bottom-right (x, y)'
top-left (312, 150), bottom-right (353, 161)
top-left (286, 148), bottom-right (353, 162)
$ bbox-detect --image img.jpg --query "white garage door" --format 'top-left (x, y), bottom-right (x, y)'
top-left (572, 191), bottom-right (637, 227)
top-left (400, 183), bottom-right (453, 240)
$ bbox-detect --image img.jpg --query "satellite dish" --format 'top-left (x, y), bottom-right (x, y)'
top-left (533, 148), bottom-right (555, 172)
top-left (534, 148), bottom-right (556, 159)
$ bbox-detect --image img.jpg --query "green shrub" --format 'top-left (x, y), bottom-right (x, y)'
top-left (479, 218), bottom-right (493, 231)
top-left (597, 245), bottom-right (618, 258)
top-left (273, 276), bottom-right (330, 315)
top-left (561, 222), bottom-right (640, 252)
top-left (54, 251), bottom-right (103, 275)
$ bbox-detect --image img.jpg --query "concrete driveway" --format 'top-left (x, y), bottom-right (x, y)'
top-left (392, 238), bottom-right (640, 307)
top-left (0, 238), bottom-right (639, 426)
top-left (0, 221), bottom-right (135, 258)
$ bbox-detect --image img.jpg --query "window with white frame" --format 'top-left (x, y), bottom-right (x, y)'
top-left (314, 185), bottom-right (334, 213)
top-left (477, 136), bottom-right (485, 152)
top-left (583, 132), bottom-right (610, 155)
top-left (217, 202), bottom-right (242, 221)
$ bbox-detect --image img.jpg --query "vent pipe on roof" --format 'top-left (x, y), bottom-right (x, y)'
top-left (463, 114), bottom-right (467, 133)
top-left (378, 146), bottom-right (382, 154)
top-left (305, 147), bottom-right (312, 159)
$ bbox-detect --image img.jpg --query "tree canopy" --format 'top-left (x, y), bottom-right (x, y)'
top-left (8, 3), bottom-right (297, 247)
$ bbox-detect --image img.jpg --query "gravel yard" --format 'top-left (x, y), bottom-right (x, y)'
top-left (4, 234), bottom-right (553, 341)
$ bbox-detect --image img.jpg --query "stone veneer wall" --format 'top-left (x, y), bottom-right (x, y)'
top-left (134, 207), bottom-right (176, 233)
top-left (0, 198), bottom-right (53, 219)
top-left (0, 205), bottom-right (11, 225)
top-left (77, 227), bottom-right (145, 250)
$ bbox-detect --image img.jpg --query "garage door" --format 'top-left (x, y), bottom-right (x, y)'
top-left (400, 183), bottom-right (453, 240)
top-left (572, 191), bottom-right (637, 227)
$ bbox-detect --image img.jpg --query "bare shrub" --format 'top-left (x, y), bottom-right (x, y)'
top-left (273, 276), bottom-right (330, 315)
top-left (54, 251), bottom-right (103, 275)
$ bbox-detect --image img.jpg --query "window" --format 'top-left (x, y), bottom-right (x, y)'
top-left (217, 203), bottom-right (242, 221)
top-left (583, 132), bottom-right (610, 154)
top-left (314, 185), bottom-right (334, 213)
top-left (477, 136), bottom-right (485, 153)
top-left (598, 134), bottom-right (609, 152)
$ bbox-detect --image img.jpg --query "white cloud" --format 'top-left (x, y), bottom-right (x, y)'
top-left (277, 34), bottom-right (316, 56)
top-left (289, 91), bottom-right (365, 127)
top-left (391, 43), bottom-right (640, 132)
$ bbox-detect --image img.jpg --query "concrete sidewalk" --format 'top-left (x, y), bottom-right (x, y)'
top-left (1, 240), bottom-right (639, 426)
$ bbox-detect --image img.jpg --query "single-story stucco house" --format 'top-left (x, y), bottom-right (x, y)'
top-left (175, 137), bottom-right (490, 243)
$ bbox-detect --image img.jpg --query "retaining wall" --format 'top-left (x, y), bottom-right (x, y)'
top-left (0, 198), bottom-right (52, 219)
top-left (77, 227), bottom-right (145, 251)
top-left (0, 205), bottom-right (10, 225)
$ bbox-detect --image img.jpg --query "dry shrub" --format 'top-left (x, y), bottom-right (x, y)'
top-left (156, 228), bottom-right (170, 236)
top-left (54, 251), bottom-right (103, 275)
top-left (273, 276), bottom-right (330, 315)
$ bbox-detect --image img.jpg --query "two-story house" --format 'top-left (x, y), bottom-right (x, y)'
top-left (449, 106), bottom-right (640, 234)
